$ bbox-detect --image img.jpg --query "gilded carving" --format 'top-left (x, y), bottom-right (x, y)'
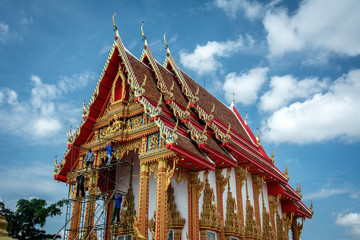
top-left (174, 167), bottom-right (188, 184)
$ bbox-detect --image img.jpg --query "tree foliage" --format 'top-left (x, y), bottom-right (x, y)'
top-left (0, 198), bottom-right (67, 240)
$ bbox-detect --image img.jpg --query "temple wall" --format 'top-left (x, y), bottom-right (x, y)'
top-left (172, 178), bottom-right (188, 240)
top-left (148, 171), bottom-right (157, 239)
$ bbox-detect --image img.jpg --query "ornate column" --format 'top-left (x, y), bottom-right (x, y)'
top-left (69, 185), bottom-right (82, 240)
top-left (188, 171), bottom-right (207, 240)
top-left (251, 175), bottom-right (264, 236)
top-left (268, 194), bottom-right (281, 236)
top-left (283, 212), bottom-right (294, 240)
top-left (291, 217), bottom-right (304, 240)
top-left (235, 166), bottom-right (247, 234)
top-left (104, 195), bottom-right (114, 240)
top-left (215, 168), bottom-right (230, 240)
top-left (137, 162), bottom-right (150, 238)
top-left (155, 158), bottom-right (168, 240)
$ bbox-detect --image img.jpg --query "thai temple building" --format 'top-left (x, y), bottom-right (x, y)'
top-left (53, 15), bottom-right (313, 240)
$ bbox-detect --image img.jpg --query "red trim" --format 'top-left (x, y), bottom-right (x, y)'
top-left (198, 144), bottom-right (237, 168)
top-left (167, 143), bottom-right (215, 171)
top-left (281, 199), bottom-right (299, 213)
top-left (267, 181), bottom-right (285, 196)
top-left (54, 174), bottom-right (67, 182)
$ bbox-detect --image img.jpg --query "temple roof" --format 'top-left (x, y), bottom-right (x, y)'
top-left (53, 21), bottom-right (312, 219)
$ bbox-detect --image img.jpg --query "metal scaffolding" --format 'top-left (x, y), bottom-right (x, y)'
top-left (59, 135), bottom-right (134, 240)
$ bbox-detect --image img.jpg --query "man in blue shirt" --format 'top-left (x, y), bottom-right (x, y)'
top-left (112, 193), bottom-right (123, 223)
top-left (104, 141), bottom-right (115, 166)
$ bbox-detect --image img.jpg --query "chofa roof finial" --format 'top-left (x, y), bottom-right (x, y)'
top-left (141, 22), bottom-right (148, 47)
top-left (112, 13), bottom-right (118, 31)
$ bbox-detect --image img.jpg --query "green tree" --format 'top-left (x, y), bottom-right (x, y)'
top-left (0, 198), bottom-right (67, 240)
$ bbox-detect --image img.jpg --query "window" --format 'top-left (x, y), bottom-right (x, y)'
top-left (117, 235), bottom-right (132, 240)
top-left (207, 231), bottom-right (216, 240)
top-left (168, 229), bottom-right (174, 240)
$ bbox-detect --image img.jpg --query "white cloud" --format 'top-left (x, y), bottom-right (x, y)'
top-left (223, 67), bottom-right (269, 105)
top-left (99, 44), bottom-right (111, 55)
top-left (0, 22), bottom-right (10, 43)
top-left (262, 69), bottom-right (360, 144)
top-left (336, 213), bottom-right (360, 239)
top-left (0, 72), bottom-right (95, 142)
top-left (213, 0), bottom-right (263, 20)
top-left (260, 75), bottom-right (327, 111)
top-left (179, 36), bottom-right (245, 75)
top-left (263, 0), bottom-right (360, 57)
top-left (304, 187), bottom-right (349, 200)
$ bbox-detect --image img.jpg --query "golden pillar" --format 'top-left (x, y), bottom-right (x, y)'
top-left (215, 169), bottom-right (230, 240)
top-left (235, 166), bottom-right (247, 234)
top-left (268, 194), bottom-right (281, 236)
top-left (251, 175), bottom-right (264, 235)
top-left (155, 159), bottom-right (168, 240)
top-left (137, 162), bottom-right (150, 238)
top-left (188, 171), bottom-right (206, 240)
top-left (69, 186), bottom-right (82, 240)
top-left (291, 217), bottom-right (304, 240)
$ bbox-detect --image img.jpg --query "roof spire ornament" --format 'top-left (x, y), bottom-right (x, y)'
top-left (271, 149), bottom-right (275, 163)
top-left (310, 200), bottom-right (314, 214)
top-left (244, 110), bottom-right (248, 124)
top-left (54, 155), bottom-right (58, 169)
top-left (112, 13), bottom-right (118, 31)
top-left (164, 32), bottom-right (170, 55)
top-left (140, 74), bottom-right (147, 94)
top-left (82, 99), bottom-right (87, 117)
top-left (209, 103), bottom-right (215, 122)
top-left (141, 22), bottom-right (148, 47)
top-left (156, 94), bottom-right (163, 115)
top-left (226, 122), bottom-right (232, 140)
top-left (284, 166), bottom-right (289, 180)
top-left (256, 127), bottom-right (261, 147)
top-left (232, 92), bottom-right (235, 106)
top-left (172, 119), bottom-right (179, 143)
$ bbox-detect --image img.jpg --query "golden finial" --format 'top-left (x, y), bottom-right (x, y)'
top-left (284, 166), bottom-right (289, 180)
top-left (170, 81), bottom-right (174, 93)
top-left (140, 74), bottom-right (147, 94)
top-left (244, 110), bottom-right (248, 124)
top-left (172, 119), bottom-right (179, 142)
top-left (296, 184), bottom-right (302, 198)
top-left (112, 13), bottom-right (118, 31)
top-left (209, 103), bottom-right (215, 122)
top-left (232, 92), bottom-right (235, 105)
top-left (310, 200), bottom-right (314, 214)
top-left (54, 155), bottom-right (58, 168)
top-left (226, 122), bottom-right (232, 140)
top-left (68, 125), bottom-right (72, 140)
top-left (156, 94), bottom-right (163, 115)
top-left (271, 149), bottom-right (275, 163)
top-left (82, 99), bottom-right (87, 116)
top-left (256, 127), bottom-right (261, 146)
top-left (141, 22), bottom-right (148, 47)
top-left (202, 123), bottom-right (208, 141)
top-left (193, 86), bottom-right (200, 104)
top-left (164, 32), bottom-right (169, 50)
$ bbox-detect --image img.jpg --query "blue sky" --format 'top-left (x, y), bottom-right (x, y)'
top-left (0, 0), bottom-right (360, 239)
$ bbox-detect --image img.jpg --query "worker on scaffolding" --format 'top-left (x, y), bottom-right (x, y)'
top-left (112, 193), bottom-right (123, 223)
top-left (104, 141), bottom-right (115, 166)
top-left (84, 148), bottom-right (95, 170)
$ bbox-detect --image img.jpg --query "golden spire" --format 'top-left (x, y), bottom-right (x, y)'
top-left (244, 110), bottom-right (248, 124)
top-left (172, 119), bottom-right (179, 143)
top-left (156, 94), bottom-right (163, 115)
top-left (112, 13), bottom-right (118, 31)
top-left (232, 92), bottom-right (235, 105)
top-left (256, 127), bottom-right (261, 146)
top-left (54, 155), bottom-right (58, 169)
top-left (284, 166), bottom-right (289, 180)
top-left (271, 149), bottom-right (275, 163)
top-left (141, 22), bottom-right (148, 47)
top-left (68, 125), bottom-right (72, 140)
top-left (310, 200), bottom-right (314, 214)
top-left (140, 74), bottom-right (147, 94)
top-left (164, 32), bottom-right (169, 50)
top-left (82, 99), bottom-right (87, 116)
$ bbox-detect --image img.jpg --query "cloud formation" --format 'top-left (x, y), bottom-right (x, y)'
top-left (336, 213), bottom-right (360, 238)
top-left (260, 75), bottom-right (327, 111)
top-left (0, 22), bottom-right (9, 43)
top-left (0, 72), bottom-right (95, 142)
top-left (263, 0), bottom-right (360, 57)
top-left (223, 67), bottom-right (269, 105)
top-left (180, 36), bottom-right (245, 75)
top-left (213, 0), bottom-right (263, 20)
top-left (262, 69), bottom-right (360, 144)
